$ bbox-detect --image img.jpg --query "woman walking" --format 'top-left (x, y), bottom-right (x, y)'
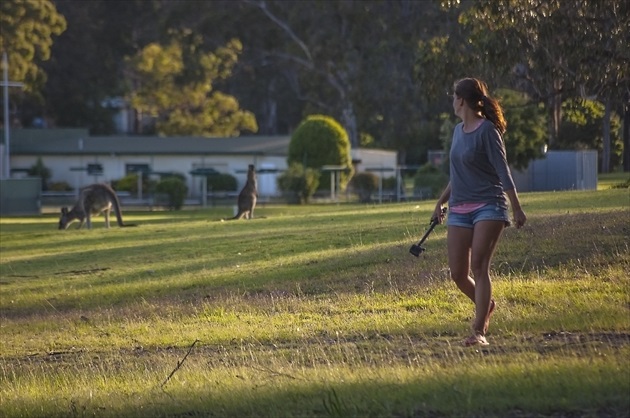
top-left (432, 77), bottom-right (527, 347)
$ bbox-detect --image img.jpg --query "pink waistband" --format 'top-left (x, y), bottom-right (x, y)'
top-left (450, 202), bottom-right (488, 214)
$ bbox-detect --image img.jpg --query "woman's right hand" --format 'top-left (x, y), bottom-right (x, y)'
top-left (432, 205), bottom-right (446, 224)
top-left (432, 183), bottom-right (450, 224)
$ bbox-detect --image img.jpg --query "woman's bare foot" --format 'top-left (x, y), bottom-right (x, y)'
top-left (464, 333), bottom-right (489, 347)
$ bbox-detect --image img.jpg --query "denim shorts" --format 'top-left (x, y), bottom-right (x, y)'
top-left (447, 203), bottom-right (511, 229)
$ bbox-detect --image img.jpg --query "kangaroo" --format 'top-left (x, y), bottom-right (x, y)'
top-left (224, 164), bottom-right (258, 220)
top-left (59, 183), bottom-right (133, 229)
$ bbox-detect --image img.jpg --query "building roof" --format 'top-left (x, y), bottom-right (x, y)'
top-left (11, 129), bottom-right (291, 157)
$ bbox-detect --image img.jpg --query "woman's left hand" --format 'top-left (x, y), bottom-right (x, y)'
top-left (513, 208), bottom-right (527, 229)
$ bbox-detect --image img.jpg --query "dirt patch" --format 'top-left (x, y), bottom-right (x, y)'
top-left (8, 330), bottom-right (627, 369)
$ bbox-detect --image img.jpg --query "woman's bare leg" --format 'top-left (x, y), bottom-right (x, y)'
top-left (470, 220), bottom-right (505, 334)
top-left (447, 225), bottom-right (475, 302)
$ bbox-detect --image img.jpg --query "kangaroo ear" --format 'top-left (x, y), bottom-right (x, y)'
top-left (61, 207), bottom-right (68, 214)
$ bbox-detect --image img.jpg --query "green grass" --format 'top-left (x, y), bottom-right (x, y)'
top-left (1, 188), bottom-right (629, 417)
top-left (598, 171), bottom-right (630, 190)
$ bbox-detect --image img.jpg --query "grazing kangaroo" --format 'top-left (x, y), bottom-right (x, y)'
top-left (59, 183), bottom-right (133, 229)
top-left (224, 164), bottom-right (258, 220)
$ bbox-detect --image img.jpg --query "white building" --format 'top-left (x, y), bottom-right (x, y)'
top-left (9, 128), bottom-right (397, 200)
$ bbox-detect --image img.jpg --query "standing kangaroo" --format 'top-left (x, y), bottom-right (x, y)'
top-left (59, 183), bottom-right (132, 229)
top-left (225, 164), bottom-right (258, 220)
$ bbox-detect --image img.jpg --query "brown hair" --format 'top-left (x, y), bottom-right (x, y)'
top-left (454, 78), bottom-right (507, 135)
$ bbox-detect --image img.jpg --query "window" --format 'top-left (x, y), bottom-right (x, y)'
top-left (87, 163), bottom-right (103, 175)
top-left (126, 164), bottom-right (150, 175)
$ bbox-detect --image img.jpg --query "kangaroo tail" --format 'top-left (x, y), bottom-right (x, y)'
top-left (108, 187), bottom-right (134, 227)
top-left (221, 211), bottom-right (245, 221)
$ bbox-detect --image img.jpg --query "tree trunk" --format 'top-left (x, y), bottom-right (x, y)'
top-left (261, 98), bottom-right (277, 135)
top-left (624, 90), bottom-right (630, 172)
top-left (548, 79), bottom-right (562, 147)
top-left (341, 103), bottom-right (359, 149)
top-left (259, 79), bottom-right (278, 135)
top-left (601, 96), bottom-right (611, 173)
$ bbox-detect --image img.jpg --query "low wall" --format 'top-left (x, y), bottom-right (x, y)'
top-left (0, 178), bottom-right (42, 216)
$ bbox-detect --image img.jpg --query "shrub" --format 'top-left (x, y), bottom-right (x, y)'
top-left (611, 177), bottom-right (630, 189)
top-left (47, 181), bottom-right (73, 192)
top-left (28, 157), bottom-right (52, 191)
top-left (277, 163), bottom-right (320, 204)
top-left (382, 176), bottom-right (398, 190)
top-left (413, 163), bottom-right (448, 199)
top-left (349, 172), bottom-right (379, 203)
top-left (288, 115), bottom-right (353, 191)
top-left (111, 174), bottom-right (156, 196)
top-left (207, 173), bottom-right (238, 191)
top-left (155, 176), bottom-right (188, 210)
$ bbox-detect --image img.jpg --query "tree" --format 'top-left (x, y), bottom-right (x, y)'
top-left (0, 0), bottom-right (66, 90)
top-left (126, 36), bottom-right (257, 136)
top-left (152, 0), bottom-right (304, 136)
top-left (498, 89), bottom-right (548, 170)
top-left (41, 0), bottom-right (154, 133)
top-left (358, 2), bottom-right (464, 164)
top-left (460, 0), bottom-right (573, 147)
top-left (0, 0), bottom-right (66, 129)
top-left (241, 0), bottom-right (363, 147)
top-left (460, 0), bottom-right (630, 173)
top-left (288, 115), bottom-right (352, 190)
top-left (151, 0), bottom-right (475, 164)
top-left (563, 1), bottom-right (629, 173)
top-left (624, 90), bottom-right (630, 172)
top-left (558, 98), bottom-right (623, 171)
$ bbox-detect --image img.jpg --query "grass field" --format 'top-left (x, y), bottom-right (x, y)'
top-left (1, 186), bottom-right (629, 417)
top-left (598, 172), bottom-right (630, 190)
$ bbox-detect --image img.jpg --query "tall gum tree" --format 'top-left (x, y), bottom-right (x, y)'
top-left (126, 36), bottom-right (258, 137)
top-left (243, 0), bottom-right (465, 158)
top-left (244, 0), bottom-right (361, 147)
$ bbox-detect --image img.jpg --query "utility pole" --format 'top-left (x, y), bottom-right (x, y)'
top-left (1, 51), bottom-right (24, 179)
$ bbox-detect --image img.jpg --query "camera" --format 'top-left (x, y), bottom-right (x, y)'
top-left (409, 243), bottom-right (425, 257)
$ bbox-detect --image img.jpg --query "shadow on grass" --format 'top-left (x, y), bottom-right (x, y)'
top-left (1, 210), bottom-right (627, 321)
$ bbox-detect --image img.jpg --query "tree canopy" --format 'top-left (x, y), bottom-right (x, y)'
top-left (126, 37), bottom-right (257, 136)
top-left (2, 0), bottom-right (628, 171)
top-left (0, 0), bottom-right (66, 91)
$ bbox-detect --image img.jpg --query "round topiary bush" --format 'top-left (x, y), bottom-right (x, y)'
top-left (288, 115), bottom-right (353, 191)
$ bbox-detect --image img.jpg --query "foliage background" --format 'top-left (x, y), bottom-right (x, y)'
top-left (1, 0), bottom-right (628, 171)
